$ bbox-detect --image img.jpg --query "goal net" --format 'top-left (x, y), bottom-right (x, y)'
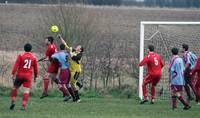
top-left (139, 21), bottom-right (200, 100)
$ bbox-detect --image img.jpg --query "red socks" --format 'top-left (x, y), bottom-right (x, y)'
top-left (11, 88), bottom-right (17, 103)
top-left (43, 79), bottom-right (49, 95)
top-left (142, 84), bottom-right (147, 100)
top-left (151, 86), bottom-right (156, 99)
top-left (178, 96), bottom-right (189, 107)
top-left (22, 93), bottom-right (29, 108)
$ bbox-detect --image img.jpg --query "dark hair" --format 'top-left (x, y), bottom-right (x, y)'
top-left (46, 36), bottom-right (54, 44)
top-left (52, 57), bottom-right (59, 64)
top-left (182, 44), bottom-right (189, 51)
top-left (24, 43), bottom-right (32, 52)
top-left (171, 47), bottom-right (179, 55)
top-left (60, 43), bottom-right (65, 50)
top-left (148, 45), bottom-right (154, 51)
top-left (80, 46), bottom-right (84, 52)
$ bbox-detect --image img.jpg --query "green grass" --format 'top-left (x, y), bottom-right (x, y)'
top-left (0, 96), bottom-right (200, 118)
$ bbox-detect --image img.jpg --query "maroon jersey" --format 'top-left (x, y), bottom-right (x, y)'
top-left (45, 44), bottom-right (57, 62)
top-left (139, 52), bottom-right (164, 75)
top-left (12, 52), bottom-right (38, 79)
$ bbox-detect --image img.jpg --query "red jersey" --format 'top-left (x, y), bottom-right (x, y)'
top-left (45, 44), bottom-right (57, 62)
top-left (12, 52), bottom-right (38, 78)
top-left (191, 57), bottom-right (200, 77)
top-left (139, 52), bottom-right (164, 75)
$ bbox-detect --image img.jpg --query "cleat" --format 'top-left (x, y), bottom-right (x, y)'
top-left (40, 93), bottom-right (48, 99)
top-left (140, 99), bottom-right (148, 104)
top-left (10, 104), bottom-right (15, 110)
top-left (150, 99), bottom-right (155, 104)
top-left (172, 106), bottom-right (177, 110)
top-left (76, 99), bottom-right (81, 103)
top-left (20, 107), bottom-right (26, 111)
top-left (183, 106), bottom-right (191, 110)
top-left (64, 96), bottom-right (71, 102)
top-left (197, 102), bottom-right (200, 105)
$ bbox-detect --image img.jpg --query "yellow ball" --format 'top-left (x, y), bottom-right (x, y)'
top-left (51, 25), bottom-right (59, 33)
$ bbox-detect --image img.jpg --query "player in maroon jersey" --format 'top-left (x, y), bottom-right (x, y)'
top-left (39, 36), bottom-right (59, 99)
top-left (10, 43), bottom-right (38, 110)
top-left (139, 45), bottom-right (164, 104)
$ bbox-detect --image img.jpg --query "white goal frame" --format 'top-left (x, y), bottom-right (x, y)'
top-left (139, 21), bottom-right (200, 99)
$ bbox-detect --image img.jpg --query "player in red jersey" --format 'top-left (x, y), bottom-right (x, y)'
top-left (191, 57), bottom-right (200, 105)
top-left (10, 43), bottom-right (38, 110)
top-left (39, 36), bottom-right (59, 99)
top-left (139, 45), bottom-right (164, 104)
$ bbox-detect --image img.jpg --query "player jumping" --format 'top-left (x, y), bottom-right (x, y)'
top-left (182, 44), bottom-right (197, 101)
top-left (58, 34), bottom-right (83, 102)
top-left (139, 45), bottom-right (164, 104)
top-left (10, 43), bottom-right (38, 110)
top-left (51, 44), bottom-right (71, 101)
top-left (169, 47), bottom-right (191, 110)
top-left (39, 36), bottom-right (59, 99)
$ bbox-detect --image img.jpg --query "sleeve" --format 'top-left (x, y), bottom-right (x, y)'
top-left (71, 52), bottom-right (82, 61)
top-left (139, 56), bottom-right (148, 66)
top-left (12, 55), bottom-right (21, 75)
top-left (33, 57), bottom-right (38, 78)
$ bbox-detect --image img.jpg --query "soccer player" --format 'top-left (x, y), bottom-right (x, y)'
top-left (139, 45), bottom-right (164, 104)
top-left (169, 47), bottom-right (191, 110)
top-left (51, 44), bottom-right (71, 101)
top-left (191, 57), bottom-right (200, 105)
top-left (58, 34), bottom-right (83, 102)
top-left (10, 43), bottom-right (38, 110)
top-left (39, 36), bottom-right (59, 99)
top-left (182, 44), bottom-right (197, 101)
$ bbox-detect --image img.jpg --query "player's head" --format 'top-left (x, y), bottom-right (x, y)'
top-left (60, 44), bottom-right (65, 50)
top-left (148, 45), bottom-right (154, 52)
top-left (24, 43), bottom-right (32, 52)
top-left (171, 47), bottom-right (179, 55)
top-left (76, 45), bottom-right (84, 53)
top-left (182, 44), bottom-right (189, 51)
top-left (52, 57), bottom-right (59, 64)
top-left (45, 36), bottom-right (54, 45)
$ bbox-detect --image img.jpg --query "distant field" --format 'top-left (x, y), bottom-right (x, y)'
top-left (0, 97), bottom-right (200, 118)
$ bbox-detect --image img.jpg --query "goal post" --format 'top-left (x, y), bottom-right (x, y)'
top-left (139, 21), bottom-right (200, 100)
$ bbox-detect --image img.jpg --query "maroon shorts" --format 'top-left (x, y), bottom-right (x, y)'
top-left (59, 69), bottom-right (70, 84)
top-left (48, 63), bottom-right (59, 73)
top-left (171, 85), bottom-right (183, 93)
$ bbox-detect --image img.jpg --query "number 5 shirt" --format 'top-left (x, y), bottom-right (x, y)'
top-left (139, 52), bottom-right (164, 75)
top-left (12, 52), bottom-right (38, 79)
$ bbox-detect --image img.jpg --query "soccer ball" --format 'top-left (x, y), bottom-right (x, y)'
top-left (51, 25), bottom-right (59, 33)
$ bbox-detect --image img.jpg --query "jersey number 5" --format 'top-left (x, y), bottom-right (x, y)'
top-left (154, 57), bottom-right (158, 66)
top-left (24, 59), bottom-right (32, 69)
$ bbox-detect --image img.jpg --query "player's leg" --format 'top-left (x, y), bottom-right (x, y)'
top-left (21, 78), bottom-right (32, 110)
top-left (184, 70), bottom-right (193, 101)
top-left (140, 74), bottom-right (153, 104)
top-left (170, 85), bottom-right (177, 110)
top-left (41, 72), bottom-right (50, 99)
top-left (10, 77), bottom-right (22, 110)
top-left (68, 71), bottom-right (77, 102)
top-left (74, 72), bottom-right (81, 102)
top-left (175, 85), bottom-right (191, 110)
top-left (195, 79), bottom-right (200, 104)
top-left (150, 74), bottom-right (161, 104)
top-left (58, 69), bottom-right (71, 101)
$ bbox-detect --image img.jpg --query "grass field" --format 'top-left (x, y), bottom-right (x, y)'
top-left (0, 97), bottom-right (200, 118)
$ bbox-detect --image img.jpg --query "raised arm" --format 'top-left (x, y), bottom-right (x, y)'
top-left (139, 56), bottom-right (148, 67)
top-left (57, 34), bottom-right (71, 51)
